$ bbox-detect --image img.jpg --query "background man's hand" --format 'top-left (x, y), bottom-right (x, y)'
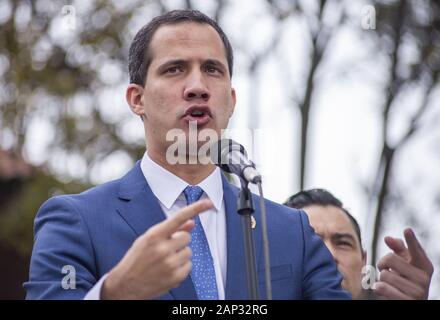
top-left (101, 199), bottom-right (213, 300)
top-left (374, 228), bottom-right (434, 299)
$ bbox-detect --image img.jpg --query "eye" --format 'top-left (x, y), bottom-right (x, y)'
top-left (165, 66), bottom-right (184, 74)
top-left (337, 241), bottom-right (353, 248)
top-left (205, 65), bottom-right (221, 75)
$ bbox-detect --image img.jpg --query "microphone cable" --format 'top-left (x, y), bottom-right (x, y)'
top-left (257, 180), bottom-right (272, 300)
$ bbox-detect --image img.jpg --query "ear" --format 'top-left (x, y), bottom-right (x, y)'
top-left (126, 84), bottom-right (145, 117)
top-left (229, 87), bottom-right (236, 118)
top-left (362, 249), bottom-right (367, 265)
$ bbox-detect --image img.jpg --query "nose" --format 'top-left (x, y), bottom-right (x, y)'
top-left (325, 241), bottom-right (339, 264)
top-left (183, 71), bottom-right (210, 101)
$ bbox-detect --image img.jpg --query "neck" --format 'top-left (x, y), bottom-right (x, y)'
top-left (147, 147), bottom-right (216, 185)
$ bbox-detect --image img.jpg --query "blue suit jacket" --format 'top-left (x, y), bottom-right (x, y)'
top-left (25, 162), bottom-right (350, 299)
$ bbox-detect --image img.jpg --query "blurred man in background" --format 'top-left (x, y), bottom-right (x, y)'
top-left (285, 189), bottom-right (434, 299)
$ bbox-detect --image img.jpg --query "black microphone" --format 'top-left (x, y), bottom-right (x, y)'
top-left (210, 139), bottom-right (262, 184)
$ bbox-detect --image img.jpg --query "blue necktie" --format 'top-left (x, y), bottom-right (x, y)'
top-left (183, 185), bottom-right (219, 300)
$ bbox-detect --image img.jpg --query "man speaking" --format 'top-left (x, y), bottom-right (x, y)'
top-left (25, 10), bottom-right (350, 300)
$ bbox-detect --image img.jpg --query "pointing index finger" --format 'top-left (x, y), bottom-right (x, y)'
top-left (404, 228), bottom-right (433, 272)
top-left (154, 199), bottom-right (213, 237)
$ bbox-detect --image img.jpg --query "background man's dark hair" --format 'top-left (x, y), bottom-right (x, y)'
top-left (284, 189), bottom-right (364, 251)
top-left (128, 9), bottom-right (234, 86)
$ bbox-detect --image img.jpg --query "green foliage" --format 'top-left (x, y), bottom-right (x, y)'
top-left (0, 170), bottom-right (89, 256)
top-left (0, 0), bottom-right (147, 181)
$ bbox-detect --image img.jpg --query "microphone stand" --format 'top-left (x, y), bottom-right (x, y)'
top-left (236, 178), bottom-right (259, 300)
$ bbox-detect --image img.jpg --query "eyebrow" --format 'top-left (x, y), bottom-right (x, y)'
top-left (157, 59), bottom-right (186, 71)
top-left (157, 59), bottom-right (227, 72)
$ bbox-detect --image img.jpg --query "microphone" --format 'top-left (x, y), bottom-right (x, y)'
top-left (210, 139), bottom-right (262, 184)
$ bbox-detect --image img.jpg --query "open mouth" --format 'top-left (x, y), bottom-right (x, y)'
top-left (182, 106), bottom-right (212, 126)
top-left (190, 110), bottom-right (206, 117)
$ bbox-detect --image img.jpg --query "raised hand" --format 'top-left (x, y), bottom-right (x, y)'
top-left (102, 199), bottom-right (213, 299)
top-left (374, 228), bottom-right (434, 300)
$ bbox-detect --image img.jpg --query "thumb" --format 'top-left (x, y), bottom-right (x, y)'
top-left (177, 219), bottom-right (195, 233)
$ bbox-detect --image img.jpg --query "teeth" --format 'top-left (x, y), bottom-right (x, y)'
top-left (191, 110), bottom-right (204, 116)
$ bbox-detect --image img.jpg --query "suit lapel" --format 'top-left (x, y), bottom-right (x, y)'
top-left (116, 162), bottom-right (197, 300)
top-left (223, 175), bottom-right (263, 299)
top-left (116, 162), bottom-right (166, 237)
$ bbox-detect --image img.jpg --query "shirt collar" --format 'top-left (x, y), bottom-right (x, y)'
top-left (140, 152), bottom-right (223, 211)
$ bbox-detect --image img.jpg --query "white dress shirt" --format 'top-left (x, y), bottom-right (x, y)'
top-left (85, 152), bottom-right (227, 299)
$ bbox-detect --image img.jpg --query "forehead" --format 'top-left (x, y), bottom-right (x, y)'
top-left (303, 205), bottom-right (356, 236)
top-left (149, 22), bottom-right (227, 64)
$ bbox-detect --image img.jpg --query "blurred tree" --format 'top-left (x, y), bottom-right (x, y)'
top-left (263, 0), bottom-right (440, 282)
top-left (266, 0), bottom-right (440, 272)
top-left (0, 0), bottom-right (149, 184)
top-left (267, 0), bottom-right (347, 190)
top-left (242, 1), bottom-right (296, 130)
top-left (368, 0), bottom-right (440, 265)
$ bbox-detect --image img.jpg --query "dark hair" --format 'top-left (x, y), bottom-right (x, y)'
top-left (284, 189), bottom-right (363, 251)
top-left (128, 9), bottom-right (234, 86)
